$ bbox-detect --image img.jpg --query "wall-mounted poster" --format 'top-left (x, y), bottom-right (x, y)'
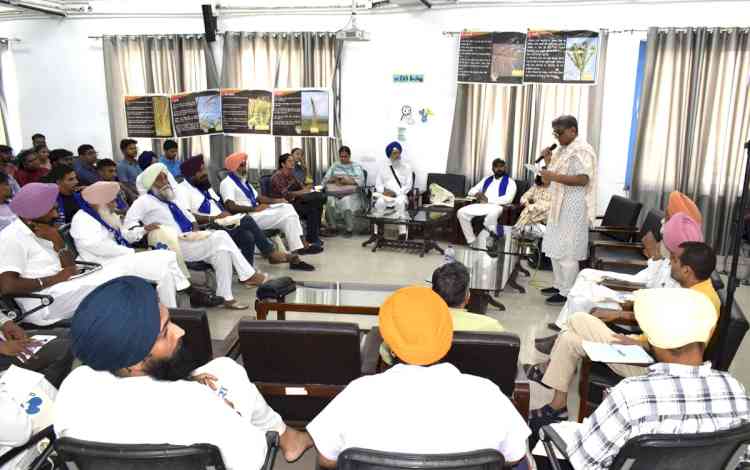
top-left (171, 90), bottom-right (223, 137)
top-left (221, 89), bottom-right (273, 134)
top-left (457, 32), bottom-right (526, 85)
top-left (523, 30), bottom-right (600, 84)
top-left (272, 88), bottom-right (333, 137)
top-left (124, 95), bottom-right (173, 138)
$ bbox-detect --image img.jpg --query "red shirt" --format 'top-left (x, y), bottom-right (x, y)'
top-left (269, 169), bottom-right (303, 201)
top-left (15, 167), bottom-right (49, 186)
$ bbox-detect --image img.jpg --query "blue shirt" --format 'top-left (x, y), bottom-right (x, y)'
top-left (74, 160), bottom-right (100, 186)
top-left (116, 158), bottom-right (142, 185)
top-left (160, 156), bottom-right (182, 178)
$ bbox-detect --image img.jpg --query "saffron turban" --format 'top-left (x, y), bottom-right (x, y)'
top-left (225, 152), bottom-right (247, 172)
top-left (666, 191), bottom-right (703, 225)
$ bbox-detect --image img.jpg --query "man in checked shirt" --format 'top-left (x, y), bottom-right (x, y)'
top-left (554, 287), bottom-right (750, 469)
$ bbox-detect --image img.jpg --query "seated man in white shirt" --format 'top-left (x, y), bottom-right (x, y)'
top-left (220, 152), bottom-right (318, 267)
top-left (124, 163), bottom-right (267, 311)
top-left (308, 286), bottom-right (531, 469)
top-left (54, 276), bottom-right (313, 470)
top-left (70, 181), bottom-right (190, 308)
top-left (373, 141), bottom-right (413, 238)
top-left (458, 159), bottom-right (517, 247)
top-left (0, 183), bottom-right (142, 326)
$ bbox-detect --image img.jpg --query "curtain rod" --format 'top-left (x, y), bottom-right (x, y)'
top-left (442, 27), bottom-right (750, 36)
top-left (89, 31), bottom-right (337, 39)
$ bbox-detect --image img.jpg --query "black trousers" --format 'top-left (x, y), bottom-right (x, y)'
top-left (0, 329), bottom-right (74, 388)
top-left (293, 193), bottom-right (325, 245)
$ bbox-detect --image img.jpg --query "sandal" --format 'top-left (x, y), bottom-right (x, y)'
top-left (524, 363), bottom-right (551, 389)
top-left (242, 273), bottom-right (269, 288)
top-left (529, 404), bottom-right (568, 421)
top-left (223, 300), bottom-right (249, 310)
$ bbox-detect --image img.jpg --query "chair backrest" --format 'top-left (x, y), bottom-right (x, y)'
top-left (259, 174), bottom-right (273, 197)
top-left (337, 447), bottom-right (505, 470)
top-left (706, 287), bottom-right (749, 370)
top-left (55, 437), bottom-right (226, 470)
top-left (609, 421), bottom-right (750, 470)
top-left (58, 223), bottom-right (80, 259)
top-left (426, 173), bottom-right (467, 197)
top-left (238, 320), bottom-right (363, 422)
top-left (640, 208), bottom-right (665, 242)
top-left (601, 196), bottom-right (643, 241)
top-left (512, 179), bottom-right (531, 205)
top-left (169, 308), bottom-right (214, 372)
top-left (442, 331), bottom-right (521, 397)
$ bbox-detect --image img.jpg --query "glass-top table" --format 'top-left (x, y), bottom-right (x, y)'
top-left (359, 208), bottom-right (452, 257)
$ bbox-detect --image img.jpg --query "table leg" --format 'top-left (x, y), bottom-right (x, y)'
top-left (362, 221), bottom-right (377, 247)
top-left (467, 290), bottom-right (505, 314)
top-left (372, 222), bottom-right (384, 253)
top-left (507, 261), bottom-right (526, 294)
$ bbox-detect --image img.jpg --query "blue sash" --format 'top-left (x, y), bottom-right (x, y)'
top-left (197, 188), bottom-right (225, 214)
top-left (150, 194), bottom-right (193, 233)
top-left (481, 175), bottom-right (509, 198)
top-left (73, 192), bottom-right (131, 247)
top-left (115, 192), bottom-right (128, 211)
top-left (55, 195), bottom-right (66, 226)
top-left (228, 172), bottom-right (258, 208)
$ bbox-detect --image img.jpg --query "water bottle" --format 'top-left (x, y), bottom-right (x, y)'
top-left (444, 245), bottom-right (456, 264)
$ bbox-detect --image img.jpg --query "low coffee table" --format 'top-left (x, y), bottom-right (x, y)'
top-left (359, 208), bottom-right (451, 257)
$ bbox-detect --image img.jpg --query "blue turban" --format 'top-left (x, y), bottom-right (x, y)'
top-left (138, 151), bottom-right (157, 171)
top-left (72, 276), bottom-right (161, 371)
top-left (385, 141), bottom-right (402, 158)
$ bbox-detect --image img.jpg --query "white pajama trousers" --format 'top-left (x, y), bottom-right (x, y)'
top-left (457, 203), bottom-right (504, 245)
top-left (553, 268), bottom-right (635, 328)
top-left (179, 231), bottom-right (256, 302)
top-left (551, 257), bottom-right (580, 297)
top-left (374, 194), bottom-right (408, 235)
top-left (249, 204), bottom-right (305, 252)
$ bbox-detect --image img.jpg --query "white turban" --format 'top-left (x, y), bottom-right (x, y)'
top-left (139, 162), bottom-right (168, 191)
top-left (634, 288), bottom-right (717, 349)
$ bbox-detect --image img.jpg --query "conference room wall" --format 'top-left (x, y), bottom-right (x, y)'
top-left (3, 1), bottom-right (749, 213)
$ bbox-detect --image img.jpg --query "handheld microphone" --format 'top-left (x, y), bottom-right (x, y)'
top-left (535, 144), bottom-right (557, 163)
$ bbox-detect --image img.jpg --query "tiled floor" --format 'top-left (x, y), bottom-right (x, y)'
top-left (206, 234), bottom-right (750, 470)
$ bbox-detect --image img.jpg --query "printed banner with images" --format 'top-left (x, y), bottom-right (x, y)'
top-left (221, 89), bottom-right (273, 135)
top-left (171, 90), bottom-right (223, 138)
top-left (457, 32), bottom-right (526, 85)
top-left (272, 88), bottom-right (333, 137)
top-left (124, 95), bottom-right (174, 138)
top-left (523, 30), bottom-right (600, 84)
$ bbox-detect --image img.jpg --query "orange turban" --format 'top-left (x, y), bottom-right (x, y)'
top-left (225, 152), bottom-right (247, 172)
top-left (378, 286), bottom-right (453, 366)
top-left (666, 191), bottom-right (703, 225)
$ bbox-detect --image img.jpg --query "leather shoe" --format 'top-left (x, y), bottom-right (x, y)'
top-left (535, 334), bottom-right (558, 355)
top-left (290, 260), bottom-right (315, 271)
top-left (540, 287), bottom-right (559, 295)
top-left (545, 293), bottom-right (567, 305)
top-left (296, 245), bottom-right (323, 255)
top-left (189, 289), bottom-right (225, 308)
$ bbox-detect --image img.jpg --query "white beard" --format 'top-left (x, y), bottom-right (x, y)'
top-left (153, 185), bottom-right (176, 202)
top-left (97, 206), bottom-right (123, 230)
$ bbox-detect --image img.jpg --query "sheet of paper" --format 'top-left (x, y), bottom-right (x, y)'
top-left (524, 163), bottom-right (539, 175)
top-left (27, 335), bottom-right (56, 357)
top-left (582, 341), bottom-right (654, 364)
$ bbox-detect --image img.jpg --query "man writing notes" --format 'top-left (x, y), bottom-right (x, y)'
top-left (458, 158), bottom-right (517, 247)
top-left (539, 115), bottom-right (597, 306)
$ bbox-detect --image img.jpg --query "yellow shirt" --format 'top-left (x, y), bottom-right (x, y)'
top-left (379, 308), bottom-right (505, 365)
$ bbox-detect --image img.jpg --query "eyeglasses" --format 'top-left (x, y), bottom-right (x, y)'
top-left (552, 128), bottom-right (566, 137)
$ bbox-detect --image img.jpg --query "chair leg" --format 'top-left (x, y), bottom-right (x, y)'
top-left (577, 359), bottom-right (592, 423)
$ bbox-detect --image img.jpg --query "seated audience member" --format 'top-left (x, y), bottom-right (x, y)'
top-left (43, 164), bottom-right (80, 225)
top-left (177, 155), bottom-right (277, 267)
top-left (116, 138), bottom-right (142, 191)
top-left (160, 139), bottom-right (182, 178)
top-left (14, 149), bottom-right (49, 187)
top-left (70, 182), bottom-right (189, 308)
top-left (49, 148), bottom-right (74, 168)
top-left (138, 150), bottom-right (157, 171)
top-left (373, 141), bottom-right (412, 238)
top-left (33, 144), bottom-right (51, 170)
top-left (124, 163), bottom-right (266, 310)
top-left (308, 287), bottom-right (531, 468)
top-left (528, 237), bottom-right (720, 424)
top-left (550, 202), bottom-right (703, 331)
top-left (54, 276), bottom-right (313, 469)
top-left (512, 175), bottom-right (551, 238)
top-left (269, 153), bottom-right (324, 248)
top-left (31, 133), bottom-right (46, 148)
top-left (321, 146), bottom-right (365, 237)
top-left (380, 262), bottom-right (505, 365)
top-left (458, 158), bottom-right (517, 247)
top-left (73, 144), bottom-right (100, 186)
top-left (0, 145), bottom-right (17, 177)
top-left (290, 147), bottom-right (309, 184)
top-left (96, 158), bottom-right (130, 211)
top-left (554, 288), bottom-right (750, 470)
top-left (220, 152), bottom-right (321, 260)
top-left (0, 183), bottom-right (137, 326)
top-left (647, 190), bottom-right (703, 260)
top-left (0, 173), bottom-right (16, 232)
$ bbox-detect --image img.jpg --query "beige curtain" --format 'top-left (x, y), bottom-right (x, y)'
top-left (631, 27), bottom-right (750, 252)
top-left (102, 35), bottom-right (212, 161)
top-left (221, 32), bottom-right (342, 180)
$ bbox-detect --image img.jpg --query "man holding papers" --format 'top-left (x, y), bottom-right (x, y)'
top-left (527, 239), bottom-right (720, 424)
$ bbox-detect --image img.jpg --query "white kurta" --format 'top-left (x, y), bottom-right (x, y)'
top-left (374, 161), bottom-right (413, 235)
top-left (123, 194), bottom-right (255, 301)
top-left (219, 175), bottom-right (305, 252)
top-left (459, 176), bottom-right (518, 244)
top-left (176, 181), bottom-right (223, 217)
top-left (70, 210), bottom-right (190, 308)
top-left (553, 259), bottom-right (679, 328)
top-left (0, 219), bottom-right (127, 325)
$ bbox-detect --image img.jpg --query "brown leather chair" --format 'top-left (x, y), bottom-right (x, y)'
top-left (237, 320), bottom-right (379, 424)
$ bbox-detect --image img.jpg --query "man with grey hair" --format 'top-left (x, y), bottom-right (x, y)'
top-left (538, 115), bottom-right (597, 306)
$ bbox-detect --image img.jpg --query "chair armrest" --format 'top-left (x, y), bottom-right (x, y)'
top-left (590, 226), bottom-right (639, 234)
top-left (513, 365), bottom-right (530, 421)
top-left (539, 425), bottom-right (570, 470)
top-left (262, 431), bottom-right (280, 470)
top-left (1, 293), bottom-right (55, 322)
top-left (361, 327), bottom-right (382, 376)
top-left (0, 426), bottom-right (55, 467)
top-left (591, 240), bottom-right (644, 250)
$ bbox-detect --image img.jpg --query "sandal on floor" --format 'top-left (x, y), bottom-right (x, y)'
top-left (524, 363), bottom-right (551, 389)
top-left (243, 273), bottom-right (269, 288)
top-left (529, 404), bottom-right (569, 421)
top-left (223, 300), bottom-right (249, 310)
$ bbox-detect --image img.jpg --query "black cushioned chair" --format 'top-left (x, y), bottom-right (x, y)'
top-left (469, 178), bottom-right (531, 237)
top-left (591, 208), bottom-right (665, 273)
top-left (0, 426), bottom-right (56, 470)
top-left (237, 320), bottom-right (375, 423)
top-left (337, 448), bottom-right (505, 470)
top-left (590, 195), bottom-right (643, 243)
top-left (422, 172), bottom-right (467, 201)
top-left (539, 421), bottom-right (750, 470)
top-left (55, 431), bottom-right (279, 470)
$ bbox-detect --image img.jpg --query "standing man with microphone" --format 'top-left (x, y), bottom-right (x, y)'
top-left (539, 115), bottom-right (597, 306)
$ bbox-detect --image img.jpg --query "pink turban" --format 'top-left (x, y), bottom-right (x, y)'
top-left (82, 182), bottom-right (120, 206)
top-left (666, 191), bottom-right (703, 224)
top-left (663, 212), bottom-right (704, 253)
top-left (225, 152), bottom-right (247, 172)
top-left (10, 183), bottom-right (59, 219)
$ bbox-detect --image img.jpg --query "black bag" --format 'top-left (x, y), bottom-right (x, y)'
top-left (256, 276), bottom-right (296, 301)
